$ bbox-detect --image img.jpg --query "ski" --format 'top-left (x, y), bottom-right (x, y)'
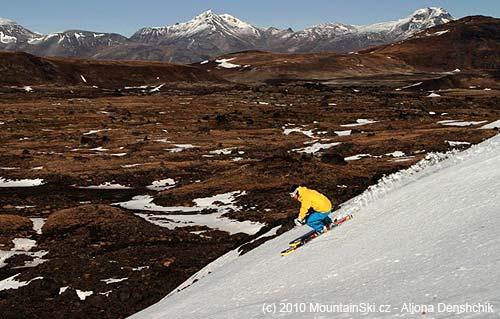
top-left (281, 214), bottom-right (353, 256)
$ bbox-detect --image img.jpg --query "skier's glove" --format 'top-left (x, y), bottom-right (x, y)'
top-left (294, 218), bottom-right (305, 226)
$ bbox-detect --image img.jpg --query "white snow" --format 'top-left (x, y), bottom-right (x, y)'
top-left (344, 154), bottom-right (380, 161)
top-left (12, 238), bottom-right (36, 251)
top-left (59, 286), bottom-right (69, 294)
top-left (154, 139), bottom-right (171, 143)
top-left (83, 129), bottom-right (110, 135)
top-left (124, 85), bottom-right (149, 90)
top-left (446, 141), bottom-right (471, 147)
top-left (101, 277), bottom-right (128, 284)
top-left (23, 86), bottom-right (33, 92)
top-left (90, 147), bottom-right (109, 152)
top-left (0, 235), bottom-right (48, 268)
top-left (115, 191), bottom-right (264, 235)
top-left (165, 144), bottom-right (198, 152)
top-left (426, 30), bottom-right (449, 36)
top-left (80, 74), bottom-right (88, 83)
top-left (334, 130), bottom-right (352, 136)
top-left (200, 60), bottom-right (209, 64)
top-left (0, 177), bottom-right (45, 187)
top-left (147, 179), bottom-right (176, 191)
top-left (77, 182), bottom-right (133, 190)
top-left (427, 92), bottom-right (441, 97)
top-left (121, 164), bottom-right (143, 168)
top-left (216, 58), bottom-right (241, 69)
top-left (0, 31), bottom-right (17, 44)
top-left (282, 125), bottom-right (316, 138)
top-left (210, 148), bottom-right (235, 155)
top-left (0, 274), bottom-right (43, 292)
top-left (150, 83), bottom-right (166, 92)
top-left (395, 82), bottom-right (423, 91)
top-left (340, 119), bottom-right (379, 127)
top-left (30, 218), bottom-right (46, 235)
top-left (130, 133), bottom-right (500, 319)
top-left (438, 120), bottom-right (488, 127)
top-left (292, 142), bottom-right (341, 154)
top-left (385, 151), bottom-right (406, 157)
top-left (76, 290), bottom-right (94, 300)
top-left (481, 120), bottom-right (500, 129)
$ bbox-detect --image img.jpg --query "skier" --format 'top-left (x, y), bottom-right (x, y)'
top-left (288, 185), bottom-right (333, 233)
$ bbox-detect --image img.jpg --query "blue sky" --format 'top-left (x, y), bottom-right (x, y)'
top-left (2, 0), bottom-right (498, 36)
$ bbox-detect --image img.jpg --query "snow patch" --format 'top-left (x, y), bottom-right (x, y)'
top-left (215, 58), bottom-right (241, 69)
top-left (76, 290), bottom-right (93, 300)
top-left (165, 144), bottom-right (198, 153)
top-left (427, 92), bottom-right (441, 97)
top-left (292, 142), bottom-right (341, 154)
top-left (101, 278), bottom-right (128, 284)
top-left (446, 141), bottom-right (471, 147)
top-left (77, 182), bottom-right (133, 190)
top-left (30, 218), bottom-right (46, 235)
top-left (147, 179), bottom-right (176, 191)
top-left (334, 130), bottom-right (352, 136)
top-left (0, 177), bottom-right (45, 187)
top-left (0, 274), bottom-right (43, 291)
top-left (438, 120), bottom-right (487, 127)
top-left (340, 119), bottom-right (379, 127)
top-left (115, 191), bottom-right (264, 235)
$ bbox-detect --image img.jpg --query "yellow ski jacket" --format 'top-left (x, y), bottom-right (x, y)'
top-left (297, 186), bottom-right (332, 220)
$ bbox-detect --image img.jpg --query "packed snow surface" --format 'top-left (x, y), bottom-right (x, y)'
top-left (481, 120), bottom-right (500, 129)
top-left (130, 133), bottom-right (500, 318)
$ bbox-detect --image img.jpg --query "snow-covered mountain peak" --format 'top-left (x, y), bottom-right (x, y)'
top-left (411, 7), bottom-right (450, 18)
top-left (0, 17), bottom-right (39, 45)
top-left (407, 7), bottom-right (453, 24)
top-left (132, 10), bottom-right (262, 42)
top-left (0, 17), bottom-right (16, 25)
top-left (357, 6), bottom-right (454, 37)
top-left (194, 9), bottom-right (217, 20)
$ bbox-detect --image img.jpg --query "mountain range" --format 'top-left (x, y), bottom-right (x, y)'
top-left (1, 8), bottom-right (454, 63)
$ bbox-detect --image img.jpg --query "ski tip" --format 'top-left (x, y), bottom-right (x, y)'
top-left (281, 249), bottom-right (294, 256)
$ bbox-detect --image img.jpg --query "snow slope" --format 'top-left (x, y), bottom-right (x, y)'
top-left (130, 134), bottom-right (500, 318)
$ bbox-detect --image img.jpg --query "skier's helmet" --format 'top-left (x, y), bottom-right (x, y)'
top-left (288, 184), bottom-right (299, 197)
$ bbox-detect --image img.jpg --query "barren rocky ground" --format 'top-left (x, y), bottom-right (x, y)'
top-left (0, 79), bottom-right (498, 318)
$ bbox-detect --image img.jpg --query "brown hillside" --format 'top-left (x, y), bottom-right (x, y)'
top-left (367, 16), bottom-right (500, 71)
top-left (0, 51), bottom-right (225, 87)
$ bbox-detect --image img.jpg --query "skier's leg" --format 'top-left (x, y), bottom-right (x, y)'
top-left (306, 212), bottom-right (327, 232)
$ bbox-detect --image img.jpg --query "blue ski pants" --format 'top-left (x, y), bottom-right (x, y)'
top-left (306, 211), bottom-right (332, 232)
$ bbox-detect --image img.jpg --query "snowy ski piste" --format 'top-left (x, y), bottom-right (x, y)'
top-left (130, 134), bottom-right (500, 318)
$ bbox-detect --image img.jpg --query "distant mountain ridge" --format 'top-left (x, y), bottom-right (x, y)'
top-left (0, 7), bottom-right (455, 63)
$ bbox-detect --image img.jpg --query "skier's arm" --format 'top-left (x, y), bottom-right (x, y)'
top-left (298, 201), bottom-right (311, 220)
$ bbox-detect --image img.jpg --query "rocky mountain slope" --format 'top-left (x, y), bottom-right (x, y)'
top-left (196, 16), bottom-right (499, 84)
top-left (0, 7), bottom-right (455, 63)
